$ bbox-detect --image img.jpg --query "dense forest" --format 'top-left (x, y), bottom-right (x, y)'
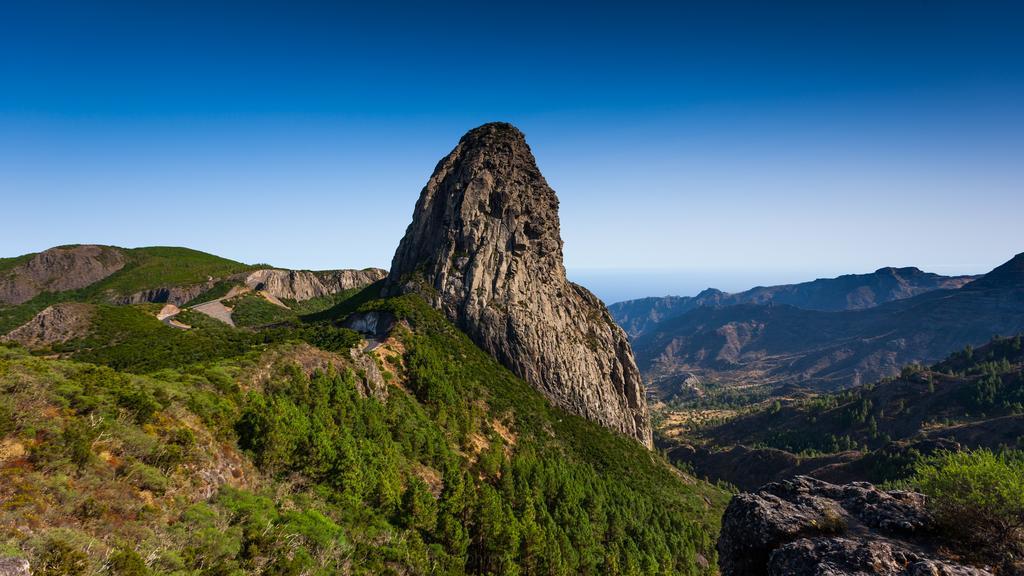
top-left (0, 287), bottom-right (727, 575)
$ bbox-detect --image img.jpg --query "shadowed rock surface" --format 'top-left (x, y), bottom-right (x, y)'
top-left (385, 122), bottom-right (651, 446)
top-left (0, 245), bottom-right (126, 305)
top-left (717, 476), bottom-right (991, 576)
top-left (115, 280), bottom-right (218, 306)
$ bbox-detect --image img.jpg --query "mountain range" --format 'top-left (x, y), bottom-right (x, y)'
top-left (618, 254), bottom-right (1024, 396)
top-left (0, 122), bottom-right (1017, 575)
top-left (610, 266), bottom-right (977, 339)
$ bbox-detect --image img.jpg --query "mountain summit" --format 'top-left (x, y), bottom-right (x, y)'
top-left (386, 122), bottom-right (652, 446)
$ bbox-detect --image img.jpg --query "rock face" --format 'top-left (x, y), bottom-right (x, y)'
top-left (115, 280), bottom-right (218, 306)
top-left (244, 268), bottom-right (386, 301)
top-left (0, 557), bottom-right (30, 576)
top-left (717, 476), bottom-right (991, 576)
top-left (0, 245), bottom-right (126, 305)
top-left (385, 122), bottom-right (651, 446)
top-left (2, 302), bottom-right (93, 347)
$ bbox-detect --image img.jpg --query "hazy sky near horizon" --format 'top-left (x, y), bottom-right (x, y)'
top-left (2, 1), bottom-right (1022, 300)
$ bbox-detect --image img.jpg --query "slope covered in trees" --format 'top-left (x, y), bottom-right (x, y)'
top-left (0, 286), bottom-right (727, 575)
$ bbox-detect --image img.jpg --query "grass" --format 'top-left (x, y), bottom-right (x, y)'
top-left (97, 247), bottom-right (258, 296)
top-left (226, 293), bottom-right (298, 328)
top-left (184, 280), bottom-right (242, 307)
top-left (0, 253), bottom-right (35, 275)
top-left (0, 246), bottom-right (262, 334)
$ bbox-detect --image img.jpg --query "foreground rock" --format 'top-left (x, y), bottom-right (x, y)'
top-left (385, 122), bottom-right (651, 446)
top-left (717, 476), bottom-right (991, 576)
top-left (0, 558), bottom-right (29, 576)
top-left (0, 245), bottom-right (126, 305)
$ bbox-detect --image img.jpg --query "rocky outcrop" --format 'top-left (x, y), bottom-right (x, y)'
top-left (0, 245), bottom-right (126, 305)
top-left (0, 557), bottom-right (30, 576)
top-left (717, 476), bottom-right (991, 576)
top-left (2, 303), bottom-right (93, 347)
top-left (114, 280), bottom-right (217, 306)
top-left (244, 268), bottom-right (386, 302)
top-left (385, 122), bottom-right (651, 446)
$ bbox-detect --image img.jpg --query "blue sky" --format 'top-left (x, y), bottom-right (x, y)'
top-left (2, 1), bottom-right (1022, 301)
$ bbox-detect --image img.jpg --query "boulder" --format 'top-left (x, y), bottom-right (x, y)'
top-left (717, 476), bottom-right (991, 576)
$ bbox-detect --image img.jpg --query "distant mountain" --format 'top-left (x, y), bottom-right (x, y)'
top-left (666, 335), bottom-right (1024, 491)
top-left (610, 267), bottom-right (976, 338)
top-left (0, 245), bottom-right (385, 334)
top-left (633, 253), bottom-right (1024, 394)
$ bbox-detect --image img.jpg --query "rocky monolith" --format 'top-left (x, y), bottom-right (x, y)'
top-left (385, 122), bottom-right (651, 446)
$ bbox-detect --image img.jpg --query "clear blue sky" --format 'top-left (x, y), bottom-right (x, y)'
top-left (2, 1), bottom-right (1022, 300)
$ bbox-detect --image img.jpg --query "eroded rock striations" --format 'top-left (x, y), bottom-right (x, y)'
top-left (717, 476), bottom-right (991, 576)
top-left (244, 268), bottom-right (387, 301)
top-left (384, 122), bottom-right (651, 446)
top-left (0, 245), bottom-right (126, 305)
top-left (2, 302), bottom-right (93, 347)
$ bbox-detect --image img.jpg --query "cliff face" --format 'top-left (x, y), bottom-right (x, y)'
top-left (385, 122), bottom-right (651, 446)
top-left (0, 245), bottom-right (126, 305)
top-left (244, 268), bottom-right (387, 302)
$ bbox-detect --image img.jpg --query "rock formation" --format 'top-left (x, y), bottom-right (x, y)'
top-left (2, 303), bottom-right (93, 347)
top-left (0, 245), bottom-right (126, 305)
top-left (385, 122), bottom-right (651, 446)
top-left (115, 280), bottom-right (218, 306)
top-left (0, 557), bottom-right (30, 576)
top-left (717, 476), bottom-right (991, 576)
top-left (244, 268), bottom-right (387, 301)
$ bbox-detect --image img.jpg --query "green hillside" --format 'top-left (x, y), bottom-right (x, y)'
top-left (0, 288), bottom-right (728, 575)
top-left (666, 335), bottom-right (1024, 488)
top-left (0, 246), bottom-right (259, 334)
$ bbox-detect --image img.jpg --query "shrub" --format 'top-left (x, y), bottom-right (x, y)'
top-left (0, 398), bottom-right (14, 436)
top-left (37, 538), bottom-right (89, 576)
top-left (123, 462), bottom-right (170, 495)
top-left (108, 548), bottom-right (149, 576)
top-left (910, 449), bottom-right (1024, 559)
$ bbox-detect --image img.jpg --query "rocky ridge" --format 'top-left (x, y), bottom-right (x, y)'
top-left (611, 267), bottom-right (977, 339)
top-left (1, 302), bottom-right (93, 347)
top-left (243, 268), bottom-right (387, 301)
top-left (0, 245), bottom-right (126, 305)
top-left (717, 476), bottom-right (991, 576)
top-left (385, 122), bottom-right (651, 446)
top-left (634, 252), bottom-right (1024, 393)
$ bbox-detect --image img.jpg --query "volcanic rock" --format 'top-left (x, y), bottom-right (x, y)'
top-left (717, 476), bottom-right (991, 576)
top-left (244, 268), bottom-right (386, 301)
top-left (385, 122), bottom-right (651, 446)
top-left (0, 245), bottom-right (126, 305)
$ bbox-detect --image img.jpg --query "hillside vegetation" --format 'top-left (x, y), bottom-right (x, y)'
top-left (0, 287), bottom-right (727, 575)
top-left (0, 247), bottom-right (258, 334)
top-left (665, 334), bottom-right (1024, 490)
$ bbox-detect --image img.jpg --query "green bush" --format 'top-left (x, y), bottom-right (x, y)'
top-left (0, 398), bottom-right (14, 436)
top-left (910, 449), bottom-right (1024, 559)
top-left (108, 548), bottom-right (149, 576)
top-left (37, 538), bottom-right (89, 576)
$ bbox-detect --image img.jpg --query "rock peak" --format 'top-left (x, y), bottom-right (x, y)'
top-left (386, 124), bottom-right (652, 446)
